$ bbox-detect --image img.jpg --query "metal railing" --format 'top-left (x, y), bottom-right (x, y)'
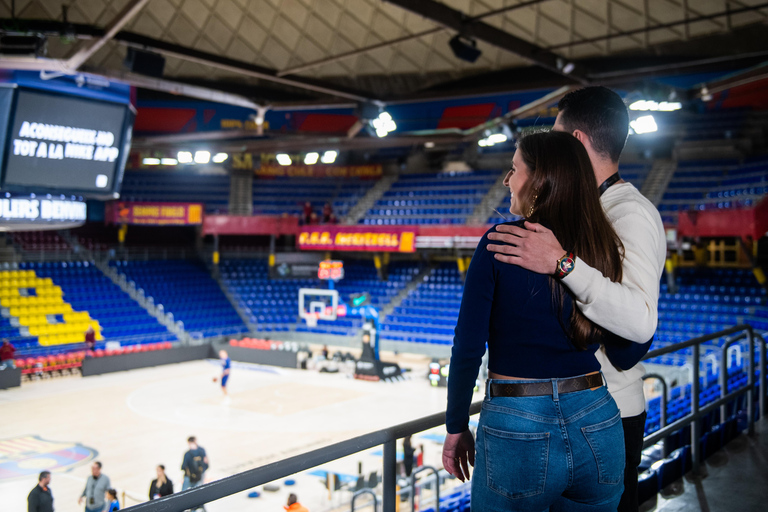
top-left (123, 324), bottom-right (767, 512)
top-left (640, 324), bottom-right (766, 475)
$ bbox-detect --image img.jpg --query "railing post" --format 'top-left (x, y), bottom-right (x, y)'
top-left (351, 489), bottom-right (378, 512)
top-left (691, 342), bottom-right (701, 475)
top-left (719, 343), bottom-right (728, 425)
top-left (747, 328), bottom-right (755, 436)
top-left (759, 334), bottom-right (766, 419)
top-left (382, 439), bottom-right (396, 512)
top-left (410, 466), bottom-right (440, 512)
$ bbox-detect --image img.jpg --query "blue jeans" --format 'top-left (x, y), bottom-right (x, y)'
top-left (182, 475), bottom-right (206, 511)
top-left (471, 377), bottom-right (625, 511)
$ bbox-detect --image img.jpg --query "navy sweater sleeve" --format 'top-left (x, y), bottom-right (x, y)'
top-left (446, 233), bottom-right (496, 434)
top-left (603, 332), bottom-right (654, 371)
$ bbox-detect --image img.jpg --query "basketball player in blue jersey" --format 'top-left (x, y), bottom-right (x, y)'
top-left (213, 349), bottom-right (231, 402)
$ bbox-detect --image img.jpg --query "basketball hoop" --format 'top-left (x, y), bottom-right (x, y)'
top-left (305, 312), bottom-right (319, 328)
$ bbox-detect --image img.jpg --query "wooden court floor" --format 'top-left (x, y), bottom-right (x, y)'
top-left (0, 358), bottom-right (464, 512)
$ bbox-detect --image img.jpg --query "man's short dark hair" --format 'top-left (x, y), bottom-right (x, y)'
top-left (287, 494), bottom-right (298, 505)
top-left (39, 471), bottom-right (50, 482)
top-left (94, 461), bottom-right (102, 469)
top-left (188, 436), bottom-right (196, 443)
top-left (557, 86), bottom-right (629, 163)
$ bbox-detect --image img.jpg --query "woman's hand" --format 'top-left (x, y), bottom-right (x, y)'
top-left (442, 430), bottom-right (475, 482)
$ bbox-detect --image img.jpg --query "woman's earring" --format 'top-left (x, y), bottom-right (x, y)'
top-left (528, 194), bottom-right (538, 218)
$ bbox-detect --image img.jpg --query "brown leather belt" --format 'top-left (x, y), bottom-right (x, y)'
top-left (489, 373), bottom-right (603, 398)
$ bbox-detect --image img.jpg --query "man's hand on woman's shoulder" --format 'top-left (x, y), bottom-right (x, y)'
top-left (486, 221), bottom-right (564, 275)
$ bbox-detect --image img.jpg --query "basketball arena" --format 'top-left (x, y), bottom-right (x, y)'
top-left (2, 1), bottom-right (768, 512)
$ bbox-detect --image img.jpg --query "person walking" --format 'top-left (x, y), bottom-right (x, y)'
top-left (284, 493), bottom-right (309, 512)
top-left (402, 435), bottom-right (415, 477)
top-left (78, 462), bottom-right (110, 512)
top-left (149, 465), bottom-right (174, 500)
top-left (28, 471), bottom-right (54, 512)
top-left (486, 86), bottom-right (665, 512)
top-left (1, 339), bottom-right (16, 368)
top-left (443, 131), bottom-right (645, 511)
top-left (181, 436), bottom-right (208, 511)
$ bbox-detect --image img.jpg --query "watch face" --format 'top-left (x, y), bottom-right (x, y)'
top-left (559, 256), bottom-right (575, 274)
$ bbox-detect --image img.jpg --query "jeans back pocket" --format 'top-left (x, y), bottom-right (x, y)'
top-left (482, 426), bottom-right (549, 499)
top-left (581, 411), bottom-right (625, 485)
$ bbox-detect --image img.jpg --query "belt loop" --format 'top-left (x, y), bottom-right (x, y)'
top-left (486, 379), bottom-right (492, 399)
top-left (551, 378), bottom-right (559, 400)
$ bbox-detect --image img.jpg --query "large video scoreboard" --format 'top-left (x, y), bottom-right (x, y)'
top-left (0, 84), bottom-right (134, 199)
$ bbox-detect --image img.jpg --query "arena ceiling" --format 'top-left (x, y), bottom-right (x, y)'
top-left (1, 0), bottom-right (768, 106)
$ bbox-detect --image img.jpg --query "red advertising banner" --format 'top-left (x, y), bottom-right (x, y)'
top-left (108, 202), bottom-right (203, 225)
top-left (298, 226), bottom-right (416, 253)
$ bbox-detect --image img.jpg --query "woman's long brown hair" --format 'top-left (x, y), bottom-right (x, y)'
top-left (516, 131), bottom-right (624, 349)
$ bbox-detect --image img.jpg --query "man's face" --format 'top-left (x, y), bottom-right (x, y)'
top-left (91, 464), bottom-right (100, 477)
top-left (41, 475), bottom-right (51, 487)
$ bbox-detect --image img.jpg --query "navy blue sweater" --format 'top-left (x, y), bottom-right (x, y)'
top-left (446, 222), bottom-right (651, 433)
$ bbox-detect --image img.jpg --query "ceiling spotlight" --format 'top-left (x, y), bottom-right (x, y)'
top-left (487, 133), bottom-right (507, 144)
top-left (212, 153), bottom-right (228, 163)
top-left (276, 153), bottom-right (292, 166)
top-left (321, 150), bottom-right (338, 164)
top-left (371, 111), bottom-right (396, 138)
top-left (449, 34), bottom-right (482, 63)
top-left (629, 115), bottom-right (658, 135)
top-left (629, 100), bottom-right (682, 112)
top-left (161, 158), bottom-right (178, 166)
top-left (194, 151), bottom-right (211, 164)
top-left (304, 152), bottom-right (319, 165)
top-left (142, 158), bottom-right (160, 165)
top-left (177, 151), bottom-right (193, 164)
top-left (425, 142), bottom-right (435, 149)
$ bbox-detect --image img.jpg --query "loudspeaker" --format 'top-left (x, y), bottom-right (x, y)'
top-left (125, 48), bottom-right (165, 77)
top-left (449, 35), bottom-right (482, 63)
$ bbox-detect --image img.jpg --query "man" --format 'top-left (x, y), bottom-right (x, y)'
top-left (1, 339), bottom-right (15, 367)
top-left (78, 462), bottom-right (111, 512)
top-left (181, 436), bottom-right (209, 511)
top-left (487, 86), bottom-right (665, 512)
top-left (84, 327), bottom-right (96, 352)
top-left (284, 493), bottom-right (309, 512)
top-left (28, 471), bottom-right (54, 512)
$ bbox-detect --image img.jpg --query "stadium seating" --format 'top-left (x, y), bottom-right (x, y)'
top-left (220, 259), bottom-right (424, 336)
top-left (221, 259), bottom-right (315, 334)
top-left (119, 171), bottom-right (230, 213)
top-left (110, 260), bottom-right (247, 338)
top-left (252, 177), bottom-right (375, 219)
top-left (484, 163), bottom-right (651, 223)
top-left (120, 170), bottom-right (376, 219)
top-left (362, 170), bottom-right (498, 225)
top-left (658, 157), bottom-right (768, 225)
top-left (22, 261), bottom-right (175, 354)
top-left (0, 269), bottom-right (101, 348)
top-left (12, 231), bottom-right (70, 252)
top-left (380, 263), bottom-right (461, 345)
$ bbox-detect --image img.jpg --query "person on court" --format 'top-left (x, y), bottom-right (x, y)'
top-left (28, 471), bottom-right (54, 512)
top-left (214, 350), bottom-right (231, 399)
top-left (486, 86), bottom-right (665, 512)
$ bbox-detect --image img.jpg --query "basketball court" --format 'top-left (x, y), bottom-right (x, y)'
top-left (1, 356), bottom-right (474, 512)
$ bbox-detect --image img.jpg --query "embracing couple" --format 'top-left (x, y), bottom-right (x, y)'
top-left (443, 86), bottom-right (665, 512)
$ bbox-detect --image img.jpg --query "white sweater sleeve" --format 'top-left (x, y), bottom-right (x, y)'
top-left (561, 209), bottom-right (663, 343)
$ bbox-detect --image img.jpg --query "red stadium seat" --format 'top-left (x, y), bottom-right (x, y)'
top-left (229, 339), bottom-right (237, 346)
top-left (162, 341), bottom-right (172, 349)
top-left (95, 349), bottom-right (105, 358)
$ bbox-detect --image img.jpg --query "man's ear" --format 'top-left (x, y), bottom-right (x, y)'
top-left (572, 129), bottom-right (588, 145)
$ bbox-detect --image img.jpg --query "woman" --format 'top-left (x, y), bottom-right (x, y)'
top-left (443, 131), bottom-right (627, 511)
top-left (149, 465), bottom-right (173, 500)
